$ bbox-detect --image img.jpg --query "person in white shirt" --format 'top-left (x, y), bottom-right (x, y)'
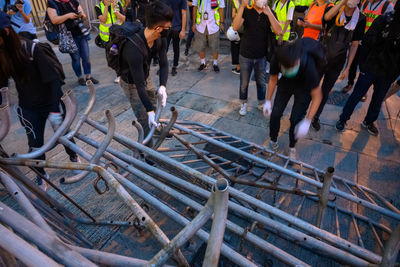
top-left (192, 0), bottom-right (225, 72)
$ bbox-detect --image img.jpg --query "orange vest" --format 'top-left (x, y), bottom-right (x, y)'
top-left (363, 0), bottom-right (391, 32)
top-left (303, 2), bottom-right (331, 40)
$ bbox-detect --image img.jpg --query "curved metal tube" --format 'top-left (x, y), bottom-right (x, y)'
top-left (65, 80), bottom-right (96, 139)
top-left (0, 104), bottom-right (11, 143)
top-left (142, 93), bottom-right (162, 145)
top-left (132, 120), bottom-right (144, 143)
top-left (203, 179), bottom-right (229, 267)
top-left (152, 107), bottom-right (178, 150)
top-left (14, 90), bottom-right (77, 159)
top-left (60, 110), bottom-right (115, 184)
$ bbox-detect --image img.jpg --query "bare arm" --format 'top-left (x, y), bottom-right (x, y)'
top-left (114, 2), bottom-right (126, 22)
top-left (339, 40), bottom-right (359, 80)
top-left (16, 4), bottom-right (31, 23)
top-left (324, 0), bottom-right (346, 21)
top-left (47, 7), bottom-right (78, 25)
top-left (232, 4), bottom-right (245, 31)
top-left (306, 86), bottom-right (322, 120)
top-left (266, 74), bottom-right (279, 101)
top-left (77, 5), bottom-right (87, 20)
top-left (180, 9), bottom-right (186, 38)
top-left (264, 6), bottom-right (282, 35)
top-left (98, 3), bottom-right (110, 24)
top-left (218, 7), bottom-right (224, 30)
top-left (192, 6), bottom-right (197, 32)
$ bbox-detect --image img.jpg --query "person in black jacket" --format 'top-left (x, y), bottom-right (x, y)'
top-left (336, 1), bottom-right (400, 136)
top-left (0, 11), bottom-right (79, 190)
top-left (119, 1), bottom-right (172, 141)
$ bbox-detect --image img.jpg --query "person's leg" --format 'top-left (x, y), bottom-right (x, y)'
top-left (186, 6), bottom-right (194, 53)
top-left (231, 40), bottom-right (240, 67)
top-left (344, 47), bottom-right (360, 91)
top-left (193, 30), bottom-right (207, 69)
top-left (363, 76), bottom-right (393, 125)
top-left (289, 90), bottom-right (311, 148)
top-left (209, 30), bottom-right (220, 64)
top-left (77, 35), bottom-right (92, 80)
top-left (69, 50), bottom-right (82, 79)
top-left (239, 55), bottom-right (253, 104)
top-left (254, 57), bottom-right (266, 104)
top-left (339, 71), bottom-right (375, 123)
top-left (270, 87), bottom-right (293, 142)
top-left (172, 29), bottom-right (180, 67)
top-left (166, 30), bottom-right (173, 52)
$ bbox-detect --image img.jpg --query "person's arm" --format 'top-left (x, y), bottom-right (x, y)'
top-left (47, 7), bottom-right (79, 25)
top-left (218, 7), bottom-right (224, 31)
top-left (306, 85), bottom-right (322, 120)
top-left (77, 4), bottom-right (87, 20)
top-left (264, 6), bottom-right (282, 35)
top-left (324, 0), bottom-right (346, 21)
top-left (114, 2), bottom-right (126, 22)
top-left (303, 20), bottom-right (322, 30)
top-left (192, 0), bottom-right (197, 32)
top-left (16, 3), bottom-right (31, 23)
top-left (97, 2), bottom-right (110, 24)
top-left (158, 38), bottom-right (169, 87)
top-left (232, 0), bottom-right (247, 31)
top-left (339, 40), bottom-right (358, 80)
top-left (266, 74), bottom-right (278, 101)
top-left (180, 9), bottom-right (186, 39)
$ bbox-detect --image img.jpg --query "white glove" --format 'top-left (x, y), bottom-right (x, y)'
top-left (147, 111), bottom-right (159, 129)
top-left (48, 112), bottom-right (63, 131)
top-left (295, 118), bottom-right (311, 140)
top-left (263, 100), bottom-right (272, 117)
top-left (157, 85), bottom-right (167, 107)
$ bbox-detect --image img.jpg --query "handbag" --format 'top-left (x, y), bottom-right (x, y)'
top-left (58, 24), bottom-right (78, 54)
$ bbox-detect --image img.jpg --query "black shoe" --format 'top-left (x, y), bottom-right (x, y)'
top-left (171, 66), bottom-right (177, 76)
top-left (213, 64), bottom-right (220, 73)
top-left (153, 58), bottom-right (159, 66)
top-left (78, 77), bottom-right (86, 86)
top-left (69, 154), bottom-right (81, 163)
top-left (335, 120), bottom-right (346, 132)
top-left (184, 48), bottom-right (189, 56)
top-left (86, 77), bottom-right (99, 84)
top-left (311, 118), bottom-right (321, 131)
top-left (198, 63), bottom-right (207, 71)
top-left (362, 121), bottom-right (379, 136)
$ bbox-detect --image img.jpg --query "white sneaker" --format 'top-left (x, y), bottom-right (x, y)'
top-left (37, 174), bottom-right (49, 191)
top-left (289, 147), bottom-right (296, 161)
top-left (258, 103), bottom-right (264, 111)
top-left (239, 103), bottom-right (247, 116)
top-left (267, 140), bottom-right (279, 153)
top-left (114, 76), bottom-right (120, 83)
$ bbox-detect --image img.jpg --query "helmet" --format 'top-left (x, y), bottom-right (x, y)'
top-left (226, 26), bottom-right (240, 41)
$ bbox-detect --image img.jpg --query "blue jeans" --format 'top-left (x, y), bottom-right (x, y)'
top-left (70, 34), bottom-right (91, 78)
top-left (340, 71), bottom-right (393, 124)
top-left (239, 55), bottom-right (266, 101)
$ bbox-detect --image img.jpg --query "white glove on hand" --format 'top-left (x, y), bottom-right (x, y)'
top-left (157, 85), bottom-right (167, 107)
top-left (147, 111), bottom-right (159, 129)
top-left (263, 100), bottom-right (272, 117)
top-left (295, 118), bottom-right (311, 140)
top-left (48, 112), bottom-right (63, 131)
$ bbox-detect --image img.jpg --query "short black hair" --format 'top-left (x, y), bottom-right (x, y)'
top-left (276, 39), bottom-right (302, 68)
top-left (145, 1), bottom-right (173, 29)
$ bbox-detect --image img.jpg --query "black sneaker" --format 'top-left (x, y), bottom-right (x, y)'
top-left (171, 66), bottom-right (177, 76)
top-left (311, 118), bottom-right (321, 131)
top-left (232, 68), bottom-right (240, 75)
top-left (153, 58), bottom-right (159, 66)
top-left (184, 48), bottom-right (189, 56)
top-left (335, 120), bottom-right (346, 132)
top-left (362, 121), bottom-right (379, 136)
top-left (86, 77), bottom-right (99, 84)
top-left (213, 64), bottom-right (220, 73)
top-left (69, 154), bottom-right (81, 163)
top-left (198, 63), bottom-right (207, 71)
top-left (78, 77), bottom-right (86, 86)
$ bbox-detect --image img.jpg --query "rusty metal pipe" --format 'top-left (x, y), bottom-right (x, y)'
top-left (379, 223), bottom-right (400, 267)
top-left (203, 179), bottom-right (229, 267)
top-left (0, 224), bottom-right (61, 267)
top-left (152, 106), bottom-right (178, 149)
top-left (14, 90), bottom-right (77, 159)
top-left (65, 80), bottom-right (96, 139)
top-left (148, 185), bottom-right (216, 267)
top-left (132, 120), bottom-right (144, 143)
top-left (142, 93), bottom-right (162, 145)
top-left (0, 201), bottom-right (96, 266)
top-left (61, 109), bottom-right (115, 184)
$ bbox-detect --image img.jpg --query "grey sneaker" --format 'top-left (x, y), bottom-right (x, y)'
top-left (289, 147), bottom-right (296, 161)
top-left (362, 121), bottom-right (379, 136)
top-left (267, 140), bottom-right (279, 153)
top-left (239, 103), bottom-right (247, 116)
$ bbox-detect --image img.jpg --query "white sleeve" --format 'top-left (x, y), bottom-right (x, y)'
top-left (383, 2), bottom-right (394, 13)
top-left (193, 0), bottom-right (199, 7)
top-left (287, 6), bottom-right (294, 20)
top-left (219, 0), bottom-right (225, 8)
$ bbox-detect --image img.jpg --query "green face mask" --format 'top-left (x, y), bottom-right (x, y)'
top-left (281, 62), bottom-right (300, 78)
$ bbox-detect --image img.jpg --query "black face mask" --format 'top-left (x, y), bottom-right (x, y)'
top-left (160, 29), bottom-right (170, 38)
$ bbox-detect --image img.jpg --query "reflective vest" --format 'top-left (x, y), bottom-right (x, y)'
top-left (293, 0), bottom-right (312, 7)
top-left (362, 0), bottom-right (391, 32)
top-left (303, 1), bottom-right (330, 40)
top-left (196, 0), bottom-right (221, 25)
top-left (232, 0), bottom-right (239, 11)
top-left (97, 1), bottom-right (122, 42)
top-left (274, 0), bottom-right (295, 41)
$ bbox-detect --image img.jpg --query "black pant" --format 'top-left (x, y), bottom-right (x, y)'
top-left (270, 86), bottom-right (311, 148)
top-left (340, 71), bottom-right (393, 124)
top-left (315, 60), bottom-right (345, 119)
top-left (186, 6), bottom-right (194, 50)
top-left (17, 105), bottom-right (77, 175)
top-left (167, 29), bottom-right (181, 67)
top-left (18, 31), bottom-right (38, 40)
top-left (231, 40), bottom-right (240, 65)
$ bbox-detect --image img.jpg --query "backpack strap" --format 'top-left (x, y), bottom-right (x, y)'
top-left (381, 1), bottom-right (389, 14)
top-left (127, 33), bottom-right (148, 59)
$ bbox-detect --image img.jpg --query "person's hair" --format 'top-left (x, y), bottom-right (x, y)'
top-left (276, 40), bottom-right (302, 68)
top-left (145, 1), bottom-right (173, 29)
top-left (0, 26), bottom-right (30, 83)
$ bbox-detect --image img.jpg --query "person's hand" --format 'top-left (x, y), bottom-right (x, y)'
top-left (219, 23), bottom-right (224, 33)
top-left (7, 10), bottom-right (16, 15)
top-left (16, 3), bottom-right (23, 12)
top-left (104, 0), bottom-right (111, 6)
top-left (262, 5), bottom-right (271, 15)
top-left (179, 30), bottom-right (185, 39)
top-left (148, 111), bottom-right (160, 128)
top-left (263, 100), bottom-right (272, 117)
top-left (157, 85), bottom-right (167, 107)
top-left (303, 20), bottom-right (311, 28)
top-left (294, 118), bottom-right (311, 140)
top-left (67, 12), bottom-right (79, 19)
top-left (339, 68), bottom-right (349, 80)
top-left (192, 24), bottom-right (196, 33)
top-left (48, 112), bottom-right (63, 131)
top-left (297, 19), bottom-right (304, 27)
top-left (242, 0), bottom-right (249, 7)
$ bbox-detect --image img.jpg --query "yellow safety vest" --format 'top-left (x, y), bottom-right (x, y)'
top-left (274, 0), bottom-right (294, 41)
top-left (97, 1), bottom-right (122, 42)
top-left (196, 0), bottom-right (221, 26)
top-left (232, 0), bottom-right (239, 10)
top-left (293, 0), bottom-right (312, 7)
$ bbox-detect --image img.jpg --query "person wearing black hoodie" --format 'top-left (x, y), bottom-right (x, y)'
top-left (336, 1), bottom-right (400, 136)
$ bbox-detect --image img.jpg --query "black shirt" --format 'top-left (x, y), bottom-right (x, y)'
top-left (95, 2), bottom-right (124, 19)
top-left (48, 0), bottom-right (82, 37)
top-left (240, 8), bottom-right (272, 59)
top-left (120, 30), bottom-right (168, 112)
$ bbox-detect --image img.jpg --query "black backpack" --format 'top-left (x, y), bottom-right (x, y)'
top-left (25, 40), bottom-right (66, 84)
top-left (106, 21), bottom-right (147, 76)
top-left (322, 24), bottom-right (354, 64)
